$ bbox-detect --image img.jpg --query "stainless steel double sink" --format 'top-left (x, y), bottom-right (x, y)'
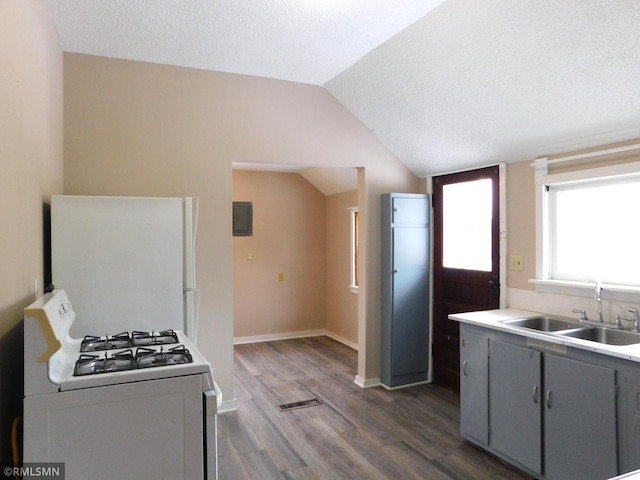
top-left (501, 316), bottom-right (640, 346)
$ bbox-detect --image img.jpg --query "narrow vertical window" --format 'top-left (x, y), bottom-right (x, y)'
top-left (349, 207), bottom-right (359, 293)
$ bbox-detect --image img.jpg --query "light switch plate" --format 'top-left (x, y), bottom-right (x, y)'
top-left (511, 255), bottom-right (524, 271)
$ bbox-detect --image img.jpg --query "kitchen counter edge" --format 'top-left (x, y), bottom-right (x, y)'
top-left (449, 308), bottom-right (640, 363)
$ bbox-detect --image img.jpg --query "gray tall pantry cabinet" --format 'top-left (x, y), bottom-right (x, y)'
top-left (381, 193), bottom-right (430, 388)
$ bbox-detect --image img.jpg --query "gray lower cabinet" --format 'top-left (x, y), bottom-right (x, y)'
top-left (380, 193), bottom-right (430, 388)
top-left (460, 330), bottom-right (489, 443)
top-left (460, 325), bottom-right (619, 480)
top-left (625, 369), bottom-right (640, 471)
top-left (489, 340), bottom-right (542, 474)
top-left (544, 354), bottom-right (616, 480)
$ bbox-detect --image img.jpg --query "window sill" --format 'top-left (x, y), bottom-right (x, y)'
top-left (529, 279), bottom-right (640, 301)
top-left (349, 285), bottom-right (359, 294)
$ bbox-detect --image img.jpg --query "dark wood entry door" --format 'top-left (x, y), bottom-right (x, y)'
top-left (432, 166), bottom-right (500, 391)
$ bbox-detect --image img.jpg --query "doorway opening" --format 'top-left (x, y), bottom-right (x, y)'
top-left (231, 163), bottom-right (361, 356)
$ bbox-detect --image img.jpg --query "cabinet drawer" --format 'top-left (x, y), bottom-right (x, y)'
top-left (392, 196), bottom-right (429, 225)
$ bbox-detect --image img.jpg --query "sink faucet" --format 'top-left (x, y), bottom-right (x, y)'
top-left (595, 282), bottom-right (604, 323)
top-left (629, 307), bottom-right (640, 333)
top-left (571, 308), bottom-right (588, 321)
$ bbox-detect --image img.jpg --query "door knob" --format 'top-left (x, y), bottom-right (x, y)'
top-left (489, 276), bottom-right (500, 299)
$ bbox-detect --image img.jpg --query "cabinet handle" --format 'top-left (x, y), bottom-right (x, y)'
top-left (532, 386), bottom-right (538, 404)
top-left (393, 208), bottom-right (400, 213)
top-left (393, 269), bottom-right (400, 273)
top-left (546, 389), bottom-right (552, 409)
top-left (462, 361), bottom-right (468, 376)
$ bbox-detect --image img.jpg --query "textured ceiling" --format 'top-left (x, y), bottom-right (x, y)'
top-left (48, 0), bottom-right (640, 182)
top-left (327, 0), bottom-right (640, 176)
top-left (48, 0), bottom-right (445, 85)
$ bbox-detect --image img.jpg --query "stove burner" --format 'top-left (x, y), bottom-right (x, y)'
top-left (131, 330), bottom-right (179, 347)
top-left (80, 332), bottom-right (132, 352)
top-left (73, 350), bottom-right (136, 376)
top-left (136, 345), bottom-right (193, 369)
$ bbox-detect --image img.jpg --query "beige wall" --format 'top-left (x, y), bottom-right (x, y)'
top-left (0, 0), bottom-right (63, 462)
top-left (326, 190), bottom-right (359, 346)
top-left (232, 171), bottom-right (327, 338)
top-left (506, 138), bottom-right (640, 292)
top-left (232, 172), bottom-right (358, 346)
top-left (506, 159), bottom-right (537, 290)
top-left (62, 53), bottom-right (419, 403)
top-left (506, 138), bottom-right (640, 321)
top-left (358, 166), bottom-right (419, 381)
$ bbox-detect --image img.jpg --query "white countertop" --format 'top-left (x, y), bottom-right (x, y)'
top-left (610, 469), bottom-right (640, 479)
top-left (449, 308), bottom-right (640, 363)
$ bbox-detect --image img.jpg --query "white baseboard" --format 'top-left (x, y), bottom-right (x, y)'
top-left (234, 329), bottom-right (358, 351)
top-left (379, 380), bottom-right (429, 391)
top-left (325, 331), bottom-right (358, 350)
top-left (233, 329), bottom-right (326, 345)
top-left (354, 375), bottom-right (381, 388)
top-left (217, 398), bottom-right (238, 414)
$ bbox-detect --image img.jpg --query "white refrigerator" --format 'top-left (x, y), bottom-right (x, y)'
top-left (51, 195), bottom-right (198, 340)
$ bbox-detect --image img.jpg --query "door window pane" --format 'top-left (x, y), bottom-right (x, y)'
top-left (443, 178), bottom-right (492, 271)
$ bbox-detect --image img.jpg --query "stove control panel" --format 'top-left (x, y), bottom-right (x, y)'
top-left (24, 289), bottom-right (75, 362)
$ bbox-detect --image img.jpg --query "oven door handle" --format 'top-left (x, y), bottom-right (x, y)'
top-left (203, 379), bottom-right (222, 409)
top-left (213, 381), bottom-right (222, 407)
top-left (203, 388), bottom-right (218, 480)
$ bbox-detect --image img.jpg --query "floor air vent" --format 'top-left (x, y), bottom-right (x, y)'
top-left (277, 398), bottom-right (322, 411)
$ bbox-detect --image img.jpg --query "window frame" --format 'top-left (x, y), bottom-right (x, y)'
top-left (532, 159), bottom-right (640, 300)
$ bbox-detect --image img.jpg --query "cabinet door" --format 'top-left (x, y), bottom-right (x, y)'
top-left (460, 329), bottom-right (489, 443)
top-left (391, 226), bottom-right (429, 376)
top-left (392, 196), bottom-right (429, 225)
top-left (489, 340), bottom-right (542, 473)
top-left (544, 354), bottom-right (617, 480)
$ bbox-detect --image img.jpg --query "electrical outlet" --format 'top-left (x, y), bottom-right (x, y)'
top-left (247, 250), bottom-right (256, 260)
top-left (278, 272), bottom-right (285, 282)
top-left (511, 255), bottom-right (524, 271)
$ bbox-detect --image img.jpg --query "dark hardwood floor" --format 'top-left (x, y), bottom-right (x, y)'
top-left (218, 336), bottom-right (532, 480)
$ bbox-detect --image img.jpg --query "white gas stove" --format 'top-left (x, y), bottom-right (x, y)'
top-left (23, 289), bottom-right (218, 480)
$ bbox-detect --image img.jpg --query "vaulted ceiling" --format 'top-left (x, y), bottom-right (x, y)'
top-left (48, 0), bottom-right (640, 180)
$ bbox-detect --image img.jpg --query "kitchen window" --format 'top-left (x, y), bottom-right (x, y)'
top-left (532, 159), bottom-right (640, 298)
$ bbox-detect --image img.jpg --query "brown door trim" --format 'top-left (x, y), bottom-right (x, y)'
top-left (432, 165), bottom-right (501, 391)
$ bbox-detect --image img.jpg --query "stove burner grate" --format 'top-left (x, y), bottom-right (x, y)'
top-left (136, 345), bottom-right (193, 369)
top-left (73, 350), bottom-right (136, 376)
top-left (132, 330), bottom-right (179, 347)
top-left (80, 332), bottom-right (132, 352)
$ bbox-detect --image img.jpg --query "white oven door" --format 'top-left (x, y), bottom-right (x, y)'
top-left (24, 375), bottom-right (205, 480)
